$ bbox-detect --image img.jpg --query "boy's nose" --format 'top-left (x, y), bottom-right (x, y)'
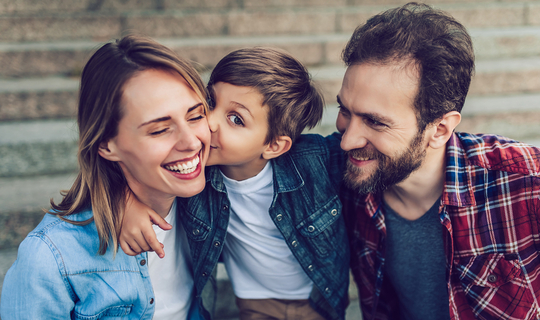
top-left (207, 112), bottom-right (218, 133)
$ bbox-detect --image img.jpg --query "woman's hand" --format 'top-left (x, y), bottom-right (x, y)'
top-left (119, 191), bottom-right (172, 258)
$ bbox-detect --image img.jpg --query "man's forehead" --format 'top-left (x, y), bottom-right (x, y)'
top-left (338, 62), bottom-right (420, 124)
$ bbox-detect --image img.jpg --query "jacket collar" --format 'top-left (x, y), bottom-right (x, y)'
top-left (206, 152), bottom-right (304, 194)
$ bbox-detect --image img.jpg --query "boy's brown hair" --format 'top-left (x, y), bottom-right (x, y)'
top-left (207, 47), bottom-right (324, 144)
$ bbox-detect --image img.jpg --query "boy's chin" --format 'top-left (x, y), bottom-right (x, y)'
top-left (206, 155), bottom-right (219, 167)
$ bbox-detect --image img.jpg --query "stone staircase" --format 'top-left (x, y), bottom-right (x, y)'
top-left (1, 0), bottom-right (540, 318)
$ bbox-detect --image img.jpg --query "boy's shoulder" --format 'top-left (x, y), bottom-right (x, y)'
top-left (288, 133), bottom-right (342, 157)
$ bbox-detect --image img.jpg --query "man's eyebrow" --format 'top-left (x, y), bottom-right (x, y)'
top-left (138, 103), bottom-right (204, 128)
top-left (336, 95), bottom-right (394, 125)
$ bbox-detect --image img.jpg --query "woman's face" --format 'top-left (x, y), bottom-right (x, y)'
top-left (100, 69), bottom-right (210, 209)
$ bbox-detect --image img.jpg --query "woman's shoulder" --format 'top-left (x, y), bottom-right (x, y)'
top-left (23, 208), bottom-right (99, 258)
top-left (31, 208), bottom-right (95, 239)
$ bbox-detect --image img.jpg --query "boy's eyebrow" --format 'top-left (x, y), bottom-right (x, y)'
top-left (138, 103), bottom-right (204, 128)
top-left (336, 95), bottom-right (394, 125)
top-left (230, 101), bottom-right (254, 118)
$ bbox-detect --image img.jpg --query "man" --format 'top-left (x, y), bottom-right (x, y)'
top-left (337, 3), bottom-right (540, 320)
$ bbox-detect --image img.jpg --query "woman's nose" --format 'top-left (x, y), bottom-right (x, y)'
top-left (175, 127), bottom-right (201, 152)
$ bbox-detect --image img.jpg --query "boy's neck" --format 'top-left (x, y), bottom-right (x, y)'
top-left (219, 158), bottom-right (270, 181)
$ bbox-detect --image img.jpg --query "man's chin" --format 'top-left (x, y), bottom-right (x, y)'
top-left (343, 171), bottom-right (386, 195)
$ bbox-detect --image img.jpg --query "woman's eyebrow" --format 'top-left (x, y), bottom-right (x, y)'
top-left (138, 103), bottom-right (204, 128)
top-left (138, 116), bottom-right (171, 128)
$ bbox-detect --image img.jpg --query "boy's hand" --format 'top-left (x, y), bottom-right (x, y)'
top-left (119, 192), bottom-right (172, 258)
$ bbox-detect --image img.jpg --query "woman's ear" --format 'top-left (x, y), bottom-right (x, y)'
top-left (427, 111), bottom-right (461, 149)
top-left (262, 136), bottom-right (293, 160)
top-left (98, 140), bottom-right (121, 162)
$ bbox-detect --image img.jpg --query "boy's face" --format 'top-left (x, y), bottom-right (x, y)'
top-left (207, 82), bottom-right (271, 180)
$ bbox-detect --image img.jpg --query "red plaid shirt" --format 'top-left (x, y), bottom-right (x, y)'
top-left (342, 132), bottom-right (540, 320)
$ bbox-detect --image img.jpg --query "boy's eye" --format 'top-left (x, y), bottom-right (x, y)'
top-left (228, 114), bottom-right (244, 126)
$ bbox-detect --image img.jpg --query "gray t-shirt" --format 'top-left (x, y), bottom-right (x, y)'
top-left (383, 198), bottom-right (450, 320)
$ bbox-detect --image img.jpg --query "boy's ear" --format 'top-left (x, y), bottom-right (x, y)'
top-left (262, 136), bottom-right (292, 160)
top-left (98, 140), bottom-right (121, 162)
top-left (427, 111), bottom-right (461, 149)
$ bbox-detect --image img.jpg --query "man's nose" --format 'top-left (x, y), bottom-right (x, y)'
top-left (340, 119), bottom-right (368, 152)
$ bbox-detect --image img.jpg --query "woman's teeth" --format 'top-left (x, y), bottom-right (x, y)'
top-left (165, 156), bottom-right (200, 174)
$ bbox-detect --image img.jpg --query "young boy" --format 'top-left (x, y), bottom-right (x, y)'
top-left (121, 47), bottom-right (349, 320)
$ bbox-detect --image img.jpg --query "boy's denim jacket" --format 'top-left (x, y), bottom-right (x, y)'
top-left (1, 206), bottom-right (212, 320)
top-left (180, 133), bottom-right (350, 320)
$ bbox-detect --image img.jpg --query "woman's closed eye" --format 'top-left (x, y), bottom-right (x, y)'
top-left (188, 115), bottom-right (205, 122)
top-left (149, 128), bottom-right (169, 136)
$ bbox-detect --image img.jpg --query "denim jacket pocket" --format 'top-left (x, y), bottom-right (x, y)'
top-left (455, 253), bottom-right (537, 319)
top-left (296, 196), bottom-right (343, 257)
top-left (183, 215), bottom-right (211, 242)
top-left (73, 305), bottom-right (133, 319)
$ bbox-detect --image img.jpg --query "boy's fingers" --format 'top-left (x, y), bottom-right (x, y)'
top-left (142, 229), bottom-right (165, 259)
top-left (120, 240), bottom-right (139, 256)
top-left (127, 240), bottom-right (143, 256)
top-left (149, 212), bottom-right (172, 231)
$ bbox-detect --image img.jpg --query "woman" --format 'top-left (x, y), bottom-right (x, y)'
top-left (1, 35), bottom-right (213, 320)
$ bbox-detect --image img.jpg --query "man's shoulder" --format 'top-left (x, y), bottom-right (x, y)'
top-left (451, 132), bottom-right (540, 177)
top-left (288, 133), bottom-right (342, 157)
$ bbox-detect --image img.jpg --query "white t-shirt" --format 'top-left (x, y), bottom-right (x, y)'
top-left (148, 200), bottom-right (194, 320)
top-left (221, 162), bottom-right (313, 299)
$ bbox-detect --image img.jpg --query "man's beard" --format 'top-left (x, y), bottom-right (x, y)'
top-left (343, 130), bottom-right (426, 195)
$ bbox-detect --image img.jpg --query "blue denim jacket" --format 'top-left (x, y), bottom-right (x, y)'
top-left (1, 202), bottom-right (215, 320)
top-left (178, 133), bottom-right (350, 320)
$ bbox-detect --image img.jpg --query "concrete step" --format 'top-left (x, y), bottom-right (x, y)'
top-left (0, 77), bottom-right (78, 121)
top-left (0, 34), bottom-right (350, 78)
top-left (3, 26), bottom-right (540, 78)
top-left (4, 55), bottom-right (540, 121)
top-left (311, 56), bottom-right (540, 102)
top-left (3, 0), bottom-right (526, 15)
top-left (0, 119), bottom-right (78, 177)
top-left (0, 172), bottom-right (75, 249)
top-left (2, 2), bottom-right (540, 42)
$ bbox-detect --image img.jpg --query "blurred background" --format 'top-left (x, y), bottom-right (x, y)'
top-left (1, 0), bottom-right (540, 318)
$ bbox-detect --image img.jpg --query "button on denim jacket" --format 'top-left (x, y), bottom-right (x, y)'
top-left (178, 133), bottom-right (350, 320)
top-left (1, 203), bottom-right (215, 320)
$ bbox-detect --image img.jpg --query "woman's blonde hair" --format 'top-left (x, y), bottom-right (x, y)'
top-left (51, 34), bottom-right (208, 255)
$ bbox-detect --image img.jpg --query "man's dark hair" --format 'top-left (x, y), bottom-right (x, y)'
top-left (342, 2), bottom-right (475, 131)
top-left (207, 47), bottom-right (324, 143)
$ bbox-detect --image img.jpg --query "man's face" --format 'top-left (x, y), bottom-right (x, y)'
top-left (336, 62), bottom-right (428, 194)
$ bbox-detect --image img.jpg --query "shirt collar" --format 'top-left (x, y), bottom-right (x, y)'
top-left (442, 132), bottom-right (476, 208)
top-left (207, 152), bottom-right (304, 194)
